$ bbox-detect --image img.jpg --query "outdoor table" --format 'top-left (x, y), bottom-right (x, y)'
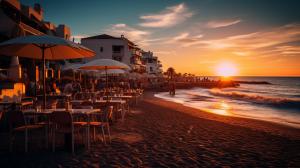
top-left (36, 94), bottom-right (72, 101)
top-left (0, 101), bottom-right (33, 111)
top-left (94, 99), bottom-right (126, 122)
top-left (123, 92), bottom-right (141, 105)
top-left (107, 95), bottom-right (132, 113)
top-left (70, 99), bottom-right (128, 122)
top-left (23, 108), bottom-right (101, 151)
top-left (70, 99), bottom-right (93, 104)
top-left (107, 95), bottom-right (133, 99)
top-left (0, 101), bottom-right (33, 106)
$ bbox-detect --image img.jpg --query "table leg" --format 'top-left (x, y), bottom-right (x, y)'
top-left (87, 116), bottom-right (90, 151)
top-left (64, 133), bottom-right (72, 152)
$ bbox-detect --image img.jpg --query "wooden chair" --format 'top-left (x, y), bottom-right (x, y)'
top-left (50, 111), bottom-right (89, 153)
top-left (90, 106), bottom-right (113, 144)
top-left (0, 111), bottom-right (3, 121)
top-left (8, 110), bottom-right (46, 152)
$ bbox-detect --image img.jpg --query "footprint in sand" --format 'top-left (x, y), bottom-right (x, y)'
top-left (187, 125), bottom-right (194, 134)
top-left (114, 133), bottom-right (143, 143)
top-left (130, 110), bottom-right (143, 114)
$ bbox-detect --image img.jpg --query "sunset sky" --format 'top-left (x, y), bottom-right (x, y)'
top-left (22, 0), bottom-right (300, 76)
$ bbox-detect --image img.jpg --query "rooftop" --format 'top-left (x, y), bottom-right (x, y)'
top-left (82, 34), bottom-right (136, 46)
top-left (82, 34), bottom-right (119, 40)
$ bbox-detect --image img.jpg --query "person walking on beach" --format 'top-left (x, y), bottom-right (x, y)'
top-left (166, 67), bottom-right (176, 96)
top-left (169, 81), bottom-right (176, 95)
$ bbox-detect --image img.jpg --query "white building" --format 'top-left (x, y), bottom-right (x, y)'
top-left (81, 34), bottom-right (146, 73)
top-left (142, 51), bottom-right (163, 75)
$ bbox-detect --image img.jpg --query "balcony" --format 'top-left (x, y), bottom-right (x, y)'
top-left (130, 49), bottom-right (142, 57)
top-left (19, 22), bottom-right (44, 35)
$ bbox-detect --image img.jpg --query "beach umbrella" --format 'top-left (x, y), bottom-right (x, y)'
top-left (63, 63), bottom-right (99, 89)
top-left (62, 63), bottom-right (84, 81)
top-left (79, 59), bottom-right (130, 85)
top-left (79, 59), bottom-right (130, 70)
top-left (99, 69), bottom-right (126, 76)
top-left (0, 35), bottom-right (95, 109)
top-left (79, 59), bottom-right (130, 98)
top-left (62, 63), bottom-right (85, 71)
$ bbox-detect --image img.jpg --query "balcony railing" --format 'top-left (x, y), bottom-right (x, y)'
top-left (19, 22), bottom-right (44, 35)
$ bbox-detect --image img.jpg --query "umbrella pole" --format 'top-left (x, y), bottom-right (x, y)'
top-left (85, 73), bottom-right (87, 91)
top-left (34, 60), bottom-right (37, 97)
top-left (42, 46), bottom-right (46, 110)
top-left (105, 66), bottom-right (108, 101)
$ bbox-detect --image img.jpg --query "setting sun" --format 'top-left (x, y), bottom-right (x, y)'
top-left (216, 62), bottom-right (238, 77)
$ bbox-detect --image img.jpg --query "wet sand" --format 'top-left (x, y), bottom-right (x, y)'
top-left (0, 92), bottom-right (299, 167)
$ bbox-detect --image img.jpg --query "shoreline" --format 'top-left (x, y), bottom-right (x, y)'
top-left (146, 92), bottom-right (300, 140)
top-left (154, 91), bottom-right (300, 129)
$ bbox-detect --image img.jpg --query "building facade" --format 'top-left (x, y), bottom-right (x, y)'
top-left (81, 34), bottom-right (146, 73)
top-left (0, 0), bottom-right (71, 41)
top-left (142, 51), bottom-right (163, 75)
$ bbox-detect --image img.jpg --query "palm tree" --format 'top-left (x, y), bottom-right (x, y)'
top-left (166, 67), bottom-right (176, 81)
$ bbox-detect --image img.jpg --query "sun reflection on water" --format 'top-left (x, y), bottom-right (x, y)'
top-left (210, 101), bottom-right (231, 116)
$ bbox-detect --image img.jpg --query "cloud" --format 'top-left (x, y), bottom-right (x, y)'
top-left (71, 35), bottom-right (88, 43)
top-left (113, 24), bottom-right (127, 28)
top-left (106, 23), bottom-right (150, 45)
top-left (173, 32), bottom-right (189, 41)
top-left (232, 51), bottom-right (249, 56)
top-left (71, 35), bottom-right (87, 39)
top-left (139, 3), bottom-right (193, 28)
top-left (206, 19), bottom-right (241, 28)
top-left (195, 23), bottom-right (300, 57)
top-left (167, 32), bottom-right (204, 47)
top-left (277, 46), bottom-right (300, 55)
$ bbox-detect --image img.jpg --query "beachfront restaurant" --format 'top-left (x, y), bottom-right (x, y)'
top-left (0, 35), bottom-right (143, 153)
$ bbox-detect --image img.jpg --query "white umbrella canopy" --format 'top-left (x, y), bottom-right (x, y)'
top-left (99, 69), bottom-right (126, 75)
top-left (62, 63), bottom-right (84, 71)
top-left (0, 35), bottom-right (95, 109)
top-left (79, 59), bottom-right (130, 97)
top-left (79, 59), bottom-right (131, 70)
top-left (94, 69), bottom-right (127, 78)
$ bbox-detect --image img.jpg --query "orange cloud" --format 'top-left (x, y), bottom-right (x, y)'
top-left (206, 19), bottom-right (242, 28)
top-left (139, 3), bottom-right (193, 28)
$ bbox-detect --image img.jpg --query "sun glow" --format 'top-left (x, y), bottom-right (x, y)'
top-left (209, 101), bottom-right (231, 116)
top-left (216, 62), bottom-right (238, 77)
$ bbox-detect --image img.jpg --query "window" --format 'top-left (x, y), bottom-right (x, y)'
top-left (150, 67), bottom-right (153, 72)
top-left (100, 47), bottom-right (103, 52)
top-left (112, 45), bottom-right (123, 53)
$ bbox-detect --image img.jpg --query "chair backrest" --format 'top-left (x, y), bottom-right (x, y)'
top-left (101, 106), bottom-right (113, 122)
top-left (8, 110), bottom-right (25, 129)
top-left (50, 111), bottom-right (72, 127)
top-left (81, 101), bottom-right (93, 106)
top-left (0, 111), bottom-right (3, 121)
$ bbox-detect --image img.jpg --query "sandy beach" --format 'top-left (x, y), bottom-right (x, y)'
top-left (0, 92), bottom-right (300, 167)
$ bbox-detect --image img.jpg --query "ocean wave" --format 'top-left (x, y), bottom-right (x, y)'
top-left (209, 89), bottom-right (300, 109)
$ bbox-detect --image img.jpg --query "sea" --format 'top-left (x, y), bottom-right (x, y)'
top-left (155, 77), bottom-right (300, 128)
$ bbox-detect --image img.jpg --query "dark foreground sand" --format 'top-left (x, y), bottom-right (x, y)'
top-left (0, 92), bottom-right (300, 167)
